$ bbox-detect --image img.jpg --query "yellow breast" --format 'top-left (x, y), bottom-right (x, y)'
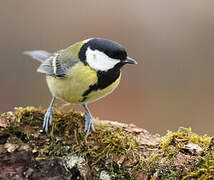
top-left (46, 62), bottom-right (121, 104)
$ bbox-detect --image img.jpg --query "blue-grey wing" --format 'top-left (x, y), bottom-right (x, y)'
top-left (37, 50), bottom-right (78, 78)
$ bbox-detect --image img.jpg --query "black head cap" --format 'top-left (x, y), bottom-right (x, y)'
top-left (79, 38), bottom-right (127, 64)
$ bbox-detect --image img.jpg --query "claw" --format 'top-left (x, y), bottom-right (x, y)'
top-left (84, 112), bottom-right (89, 132)
top-left (43, 108), bottom-right (53, 133)
top-left (83, 104), bottom-right (95, 134)
top-left (42, 97), bottom-right (55, 133)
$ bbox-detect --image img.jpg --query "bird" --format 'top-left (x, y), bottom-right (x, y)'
top-left (24, 38), bottom-right (137, 134)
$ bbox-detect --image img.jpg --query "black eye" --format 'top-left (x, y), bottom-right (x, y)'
top-left (106, 50), bottom-right (127, 60)
top-left (107, 51), bottom-right (114, 58)
top-left (115, 51), bottom-right (127, 60)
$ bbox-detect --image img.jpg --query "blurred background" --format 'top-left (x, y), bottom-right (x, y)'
top-left (1, 0), bottom-right (214, 135)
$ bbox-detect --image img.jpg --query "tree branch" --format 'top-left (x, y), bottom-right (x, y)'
top-left (0, 107), bottom-right (213, 179)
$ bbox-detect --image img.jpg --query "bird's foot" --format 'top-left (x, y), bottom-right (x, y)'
top-left (84, 111), bottom-right (95, 134)
top-left (43, 106), bottom-right (54, 133)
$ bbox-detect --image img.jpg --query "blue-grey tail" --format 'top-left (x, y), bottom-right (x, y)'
top-left (23, 50), bottom-right (51, 62)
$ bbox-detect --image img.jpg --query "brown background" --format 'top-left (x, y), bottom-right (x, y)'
top-left (1, 0), bottom-right (214, 135)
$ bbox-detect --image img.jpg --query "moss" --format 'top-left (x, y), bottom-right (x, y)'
top-left (182, 151), bottom-right (214, 179)
top-left (161, 127), bottom-right (211, 150)
top-left (0, 106), bottom-right (214, 179)
top-left (0, 106), bottom-right (142, 179)
top-left (149, 127), bottom-right (214, 179)
top-left (135, 127), bottom-right (213, 179)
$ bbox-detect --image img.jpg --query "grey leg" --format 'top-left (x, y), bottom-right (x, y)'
top-left (43, 97), bottom-right (55, 133)
top-left (82, 104), bottom-right (95, 134)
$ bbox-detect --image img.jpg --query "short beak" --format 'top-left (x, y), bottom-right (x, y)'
top-left (125, 57), bottom-right (137, 64)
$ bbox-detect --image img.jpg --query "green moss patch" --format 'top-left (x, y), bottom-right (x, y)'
top-left (0, 107), bottom-right (214, 179)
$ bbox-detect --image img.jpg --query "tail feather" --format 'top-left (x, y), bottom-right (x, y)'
top-left (23, 50), bottom-right (51, 62)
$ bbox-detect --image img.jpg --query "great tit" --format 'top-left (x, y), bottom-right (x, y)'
top-left (24, 38), bottom-right (137, 134)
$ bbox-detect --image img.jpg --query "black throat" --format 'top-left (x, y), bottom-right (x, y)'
top-left (81, 68), bottom-right (121, 101)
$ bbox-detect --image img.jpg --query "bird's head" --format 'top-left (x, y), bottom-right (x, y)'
top-left (78, 38), bottom-right (137, 72)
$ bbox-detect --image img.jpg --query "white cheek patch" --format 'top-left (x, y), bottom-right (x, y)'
top-left (86, 47), bottom-right (120, 71)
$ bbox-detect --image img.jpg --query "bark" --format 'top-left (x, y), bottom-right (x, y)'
top-left (0, 107), bottom-right (213, 180)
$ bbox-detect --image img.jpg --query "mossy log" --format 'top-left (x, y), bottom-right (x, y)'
top-left (0, 107), bottom-right (214, 179)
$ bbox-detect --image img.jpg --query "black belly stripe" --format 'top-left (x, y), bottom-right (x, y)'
top-left (81, 69), bottom-right (121, 102)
